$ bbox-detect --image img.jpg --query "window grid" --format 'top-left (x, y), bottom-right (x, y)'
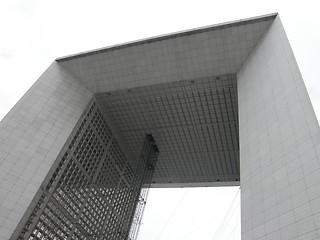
top-left (16, 99), bottom-right (156, 240)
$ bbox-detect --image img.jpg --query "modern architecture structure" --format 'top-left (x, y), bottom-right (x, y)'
top-left (1, 13), bottom-right (320, 239)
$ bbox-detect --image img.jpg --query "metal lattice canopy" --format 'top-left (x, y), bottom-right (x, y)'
top-left (57, 13), bottom-right (277, 187)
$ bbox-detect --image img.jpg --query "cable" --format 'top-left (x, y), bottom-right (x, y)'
top-left (212, 187), bottom-right (240, 240)
top-left (211, 187), bottom-right (241, 240)
top-left (219, 197), bottom-right (240, 240)
top-left (154, 189), bottom-right (189, 240)
top-left (179, 187), bottom-right (241, 240)
top-left (221, 199), bottom-right (241, 240)
top-left (230, 203), bottom-right (241, 240)
top-left (215, 195), bottom-right (240, 240)
top-left (179, 214), bottom-right (218, 240)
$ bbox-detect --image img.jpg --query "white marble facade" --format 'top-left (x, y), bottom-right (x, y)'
top-left (1, 13), bottom-right (319, 239)
top-left (238, 16), bottom-right (320, 239)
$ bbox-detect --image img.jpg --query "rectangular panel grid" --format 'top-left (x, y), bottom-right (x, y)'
top-left (58, 15), bottom-right (275, 94)
top-left (96, 73), bottom-right (239, 184)
top-left (13, 99), bottom-right (156, 240)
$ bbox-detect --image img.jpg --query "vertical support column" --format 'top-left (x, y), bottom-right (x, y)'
top-left (128, 135), bottom-right (159, 240)
top-left (10, 99), bottom-right (159, 240)
top-left (238, 16), bottom-right (320, 239)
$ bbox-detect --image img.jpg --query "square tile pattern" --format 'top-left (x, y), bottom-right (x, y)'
top-left (58, 15), bottom-right (274, 93)
top-left (12, 100), bottom-right (158, 240)
top-left (238, 16), bottom-right (320, 239)
top-left (2, 13), bottom-right (320, 240)
top-left (96, 74), bottom-right (239, 184)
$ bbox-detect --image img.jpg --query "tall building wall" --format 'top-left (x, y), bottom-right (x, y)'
top-left (238, 16), bottom-right (320, 239)
top-left (10, 99), bottom-right (150, 240)
top-left (0, 62), bottom-right (93, 239)
top-left (1, 14), bottom-right (320, 239)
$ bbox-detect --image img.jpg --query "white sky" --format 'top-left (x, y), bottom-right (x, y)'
top-left (0, 0), bottom-right (319, 239)
top-left (138, 187), bottom-right (241, 240)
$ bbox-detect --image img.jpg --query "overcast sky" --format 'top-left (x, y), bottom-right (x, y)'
top-left (1, 0), bottom-right (319, 240)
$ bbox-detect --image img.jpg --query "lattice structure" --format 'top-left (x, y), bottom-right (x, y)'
top-left (13, 100), bottom-right (158, 240)
top-left (128, 135), bottom-right (159, 240)
top-left (2, 14), bottom-right (320, 240)
top-left (96, 74), bottom-right (239, 184)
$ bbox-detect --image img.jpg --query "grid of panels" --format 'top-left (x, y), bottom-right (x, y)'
top-left (128, 135), bottom-right (159, 240)
top-left (96, 74), bottom-right (239, 184)
top-left (14, 100), bottom-right (146, 240)
top-left (58, 15), bottom-right (274, 94)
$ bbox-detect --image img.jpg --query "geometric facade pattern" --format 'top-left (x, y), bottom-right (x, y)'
top-left (1, 13), bottom-right (320, 239)
top-left (96, 73), bottom-right (239, 184)
top-left (11, 100), bottom-right (158, 240)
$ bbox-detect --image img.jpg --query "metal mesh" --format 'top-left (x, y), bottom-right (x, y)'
top-left (14, 99), bottom-right (158, 240)
top-left (128, 135), bottom-right (159, 240)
